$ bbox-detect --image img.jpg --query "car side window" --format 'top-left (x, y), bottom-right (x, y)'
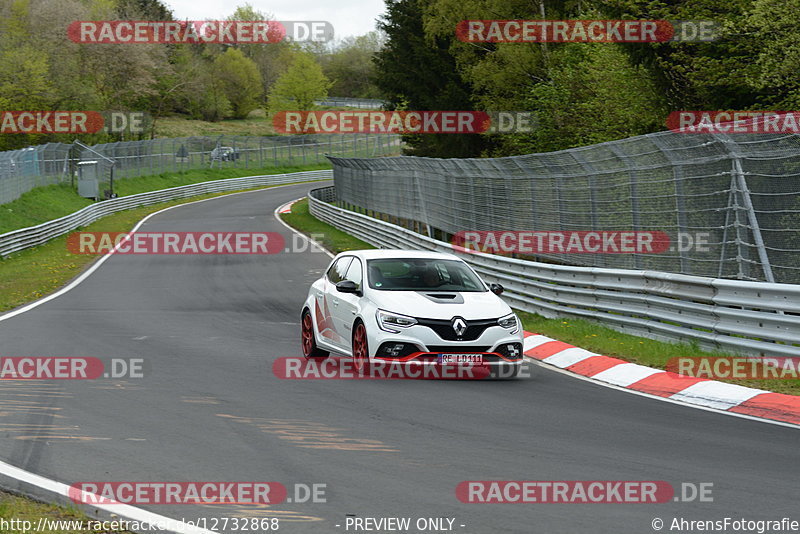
top-left (327, 257), bottom-right (353, 284)
top-left (344, 258), bottom-right (363, 290)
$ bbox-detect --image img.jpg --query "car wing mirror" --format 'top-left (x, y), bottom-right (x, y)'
top-left (336, 280), bottom-right (360, 295)
top-left (490, 283), bottom-right (504, 295)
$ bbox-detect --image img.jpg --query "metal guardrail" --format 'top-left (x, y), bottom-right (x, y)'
top-left (0, 170), bottom-right (332, 258)
top-left (315, 98), bottom-right (385, 109)
top-left (309, 186), bottom-right (800, 358)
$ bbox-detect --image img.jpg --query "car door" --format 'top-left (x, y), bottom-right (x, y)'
top-left (321, 256), bottom-right (353, 349)
top-left (331, 257), bottom-right (364, 349)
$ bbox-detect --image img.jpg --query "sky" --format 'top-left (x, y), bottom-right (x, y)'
top-left (165, 0), bottom-right (387, 41)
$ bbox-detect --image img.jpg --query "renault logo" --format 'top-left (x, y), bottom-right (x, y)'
top-left (452, 317), bottom-right (467, 337)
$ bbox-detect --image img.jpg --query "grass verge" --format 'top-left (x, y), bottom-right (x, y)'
top-left (280, 198), bottom-right (800, 396)
top-left (0, 490), bottom-right (131, 533)
top-left (281, 198), bottom-right (372, 253)
top-left (153, 107), bottom-right (355, 137)
top-left (0, 164), bottom-right (330, 235)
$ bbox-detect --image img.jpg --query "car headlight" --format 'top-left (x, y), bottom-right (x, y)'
top-left (498, 313), bottom-right (519, 334)
top-left (376, 309), bottom-right (418, 333)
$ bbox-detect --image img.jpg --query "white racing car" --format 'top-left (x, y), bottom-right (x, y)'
top-left (301, 249), bottom-right (524, 377)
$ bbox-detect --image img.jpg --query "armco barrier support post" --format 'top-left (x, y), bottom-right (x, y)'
top-left (715, 134), bottom-right (775, 283)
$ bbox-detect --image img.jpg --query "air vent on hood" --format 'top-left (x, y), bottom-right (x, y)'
top-left (418, 292), bottom-right (465, 304)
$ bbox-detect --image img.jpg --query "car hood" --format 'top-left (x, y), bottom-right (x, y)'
top-left (367, 289), bottom-right (512, 320)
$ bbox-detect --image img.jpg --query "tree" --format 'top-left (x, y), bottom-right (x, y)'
top-left (374, 0), bottom-right (485, 158)
top-left (227, 4), bottom-right (295, 95)
top-left (745, 0), bottom-right (800, 108)
top-left (517, 43), bottom-right (668, 154)
top-left (267, 51), bottom-right (332, 112)
top-left (601, 0), bottom-right (759, 110)
top-left (213, 47), bottom-right (263, 119)
top-left (322, 32), bottom-right (385, 98)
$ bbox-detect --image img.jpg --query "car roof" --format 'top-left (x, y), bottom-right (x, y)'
top-left (335, 249), bottom-right (461, 261)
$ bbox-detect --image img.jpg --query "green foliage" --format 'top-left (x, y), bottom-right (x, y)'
top-left (0, 0), bottom-right (796, 159)
top-left (267, 51), bottom-right (332, 112)
top-left (321, 32), bottom-right (385, 98)
top-left (602, 0), bottom-right (762, 109)
top-left (373, 0), bottom-right (799, 155)
top-left (227, 4), bottom-right (295, 93)
top-left (745, 0), bottom-right (800, 108)
top-left (511, 43), bottom-right (668, 154)
top-left (213, 47), bottom-right (264, 119)
top-left (374, 0), bottom-right (485, 158)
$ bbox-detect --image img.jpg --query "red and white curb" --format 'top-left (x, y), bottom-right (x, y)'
top-left (277, 199), bottom-right (299, 214)
top-left (523, 332), bottom-right (800, 428)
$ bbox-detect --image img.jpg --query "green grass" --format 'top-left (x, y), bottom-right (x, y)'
top-left (0, 164), bottom-right (329, 235)
top-left (281, 199), bottom-right (800, 396)
top-left (154, 107), bottom-right (364, 137)
top-left (0, 184), bottom-right (94, 234)
top-left (113, 163), bottom-right (330, 197)
top-left (0, 490), bottom-right (131, 533)
top-left (281, 198), bottom-right (372, 253)
top-left (155, 109), bottom-right (276, 138)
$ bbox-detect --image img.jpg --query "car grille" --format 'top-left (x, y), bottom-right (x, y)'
top-left (415, 318), bottom-right (498, 341)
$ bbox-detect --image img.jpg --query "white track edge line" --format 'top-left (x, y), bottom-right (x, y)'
top-left (524, 357), bottom-right (799, 430)
top-left (273, 198), bottom-right (335, 259)
top-left (0, 180), bottom-right (327, 533)
top-left (0, 458), bottom-right (216, 534)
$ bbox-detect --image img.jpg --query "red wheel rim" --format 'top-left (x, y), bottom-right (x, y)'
top-left (353, 324), bottom-right (368, 370)
top-left (302, 314), bottom-right (314, 357)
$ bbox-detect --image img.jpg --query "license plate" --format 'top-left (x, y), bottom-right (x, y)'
top-left (438, 353), bottom-right (484, 364)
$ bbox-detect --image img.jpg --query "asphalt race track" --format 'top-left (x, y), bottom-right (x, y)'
top-left (0, 182), bottom-right (797, 534)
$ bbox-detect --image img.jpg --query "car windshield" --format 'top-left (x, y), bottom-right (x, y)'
top-left (367, 258), bottom-right (486, 292)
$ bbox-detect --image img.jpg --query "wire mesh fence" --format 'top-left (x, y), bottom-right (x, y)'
top-left (329, 129), bottom-right (800, 284)
top-left (0, 133), bottom-right (399, 205)
top-left (0, 144), bottom-right (73, 204)
top-left (315, 97), bottom-right (385, 109)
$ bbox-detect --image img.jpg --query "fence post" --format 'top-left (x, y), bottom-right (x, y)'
top-left (413, 168), bottom-right (433, 238)
top-left (734, 156), bottom-right (773, 281)
top-left (715, 135), bottom-right (775, 282)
